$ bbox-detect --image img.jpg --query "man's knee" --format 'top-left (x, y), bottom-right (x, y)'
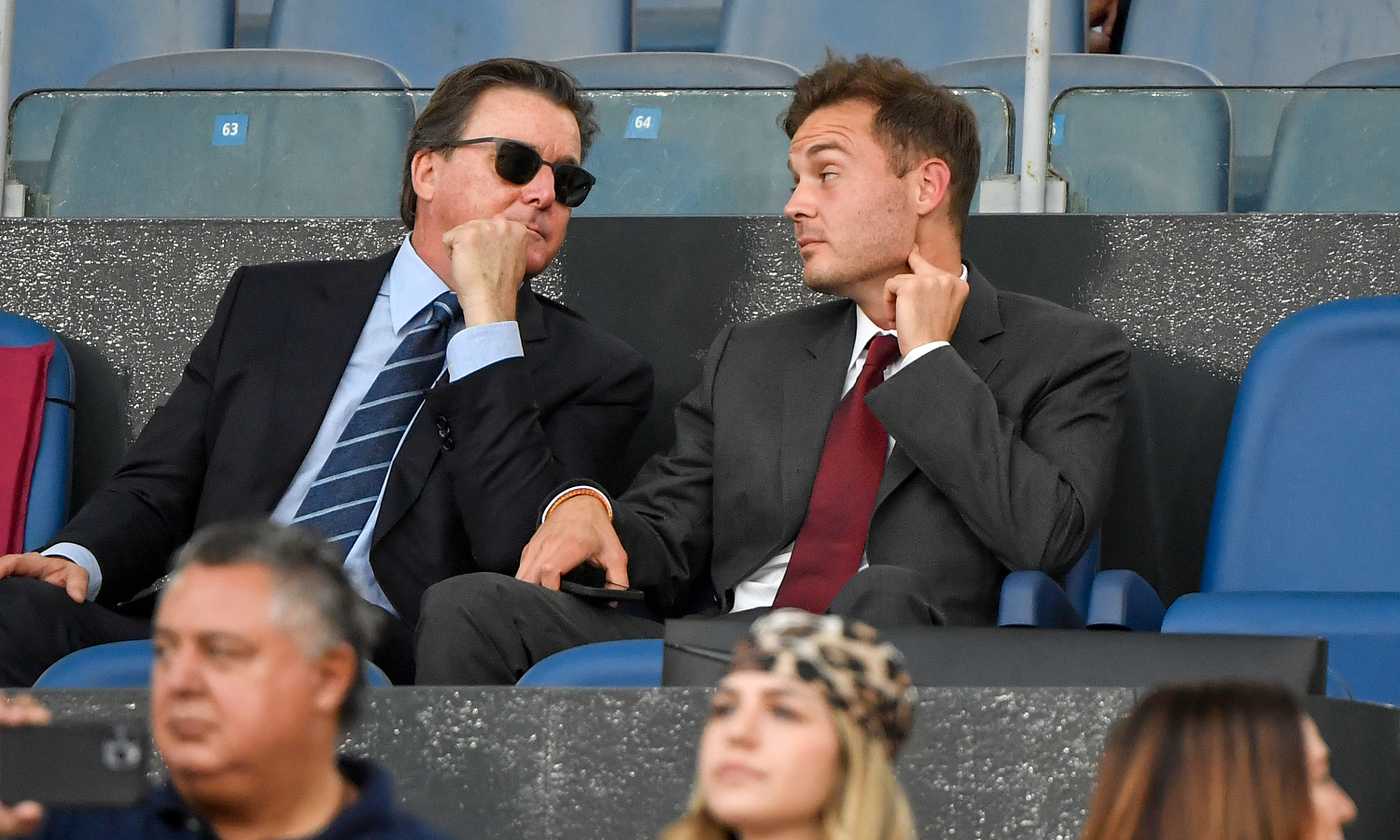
top-left (0, 577), bottom-right (76, 631)
top-left (840, 565), bottom-right (927, 597)
top-left (419, 572), bottom-right (538, 626)
top-left (830, 565), bottom-right (939, 626)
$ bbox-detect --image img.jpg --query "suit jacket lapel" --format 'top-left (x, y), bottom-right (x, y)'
top-left (257, 249), bottom-right (395, 512)
top-left (874, 262), bottom-right (1005, 509)
top-left (779, 302), bottom-right (855, 531)
top-left (373, 284), bottom-right (548, 546)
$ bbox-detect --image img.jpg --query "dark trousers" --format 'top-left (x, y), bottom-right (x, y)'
top-left (0, 577), bottom-right (150, 687)
top-left (0, 576), bottom-right (418, 688)
top-left (413, 565), bottom-right (943, 685)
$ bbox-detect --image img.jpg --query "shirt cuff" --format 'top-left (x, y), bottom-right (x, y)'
top-left (892, 340), bottom-right (950, 376)
top-left (42, 542), bottom-right (102, 601)
top-left (445, 321), bottom-right (525, 382)
top-left (541, 485), bottom-right (614, 524)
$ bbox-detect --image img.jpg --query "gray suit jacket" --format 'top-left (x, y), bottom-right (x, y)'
top-left (610, 265), bottom-right (1130, 624)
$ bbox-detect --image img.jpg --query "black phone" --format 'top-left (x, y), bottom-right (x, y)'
top-left (560, 579), bottom-right (646, 602)
top-left (0, 721), bottom-right (150, 807)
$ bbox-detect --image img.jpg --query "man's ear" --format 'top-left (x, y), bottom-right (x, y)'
top-left (910, 156), bottom-right (953, 218)
top-left (312, 642), bottom-right (358, 719)
top-left (410, 147), bottom-right (439, 205)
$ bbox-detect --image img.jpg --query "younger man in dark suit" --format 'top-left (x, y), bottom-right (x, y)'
top-left (414, 54), bottom-right (1130, 685)
top-left (0, 59), bottom-right (653, 686)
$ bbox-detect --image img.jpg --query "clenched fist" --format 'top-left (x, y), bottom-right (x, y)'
top-left (441, 218), bottom-right (532, 326)
top-left (882, 247), bottom-right (970, 355)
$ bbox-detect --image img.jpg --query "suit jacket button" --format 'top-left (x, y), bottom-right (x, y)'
top-left (441, 434), bottom-right (455, 451)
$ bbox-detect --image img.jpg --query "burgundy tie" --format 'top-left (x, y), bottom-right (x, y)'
top-left (774, 333), bottom-right (902, 613)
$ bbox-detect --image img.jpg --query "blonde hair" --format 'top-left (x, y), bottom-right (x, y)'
top-left (661, 711), bottom-right (917, 840)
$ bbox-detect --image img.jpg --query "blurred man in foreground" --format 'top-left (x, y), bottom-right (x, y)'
top-left (0, 521), bottom-right (445, 839)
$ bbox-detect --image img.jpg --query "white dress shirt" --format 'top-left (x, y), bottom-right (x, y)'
top-left (729, 264), bottom-right (967, 612)
top-left (48, 236), bottom-right (528, 610)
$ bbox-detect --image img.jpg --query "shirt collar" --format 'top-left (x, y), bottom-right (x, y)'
top-left (388, 234), bottom-right (454, 334)
top-left (848, 262), bottom-right (967, 372)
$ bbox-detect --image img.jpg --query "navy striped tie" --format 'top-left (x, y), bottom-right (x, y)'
top-left (292, 291), bottom-right (460, 555)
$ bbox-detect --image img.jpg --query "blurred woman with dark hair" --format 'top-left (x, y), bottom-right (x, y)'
top-left (662, 610), bottom-right (918, 840)
top-left (1081, 682), bottom-right (1356, 840)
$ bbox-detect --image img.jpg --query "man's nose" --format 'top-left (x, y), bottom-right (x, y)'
top-left (155, 648), bottom-right (204, 693)
top-left (784, 181), bottom-right (812, 221)
top-left (520, 164), bottom-right (556, 208)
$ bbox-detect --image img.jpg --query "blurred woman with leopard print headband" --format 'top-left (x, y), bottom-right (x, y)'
top-left (662, 610), bottom-right (919, 840)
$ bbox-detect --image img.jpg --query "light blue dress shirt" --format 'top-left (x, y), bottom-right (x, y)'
top-left (48, 236), bottom-right (527, 611)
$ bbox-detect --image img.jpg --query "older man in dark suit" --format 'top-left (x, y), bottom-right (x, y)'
top-left (0, 58), bottom-right (652, 686)
top-left (414, 54), bottom-right (1131, 685)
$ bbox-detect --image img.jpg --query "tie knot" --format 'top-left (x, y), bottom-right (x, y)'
top-left (865, 333), bottom-right (901, 372)
top-left (427, 291), bottom-right (460, 327)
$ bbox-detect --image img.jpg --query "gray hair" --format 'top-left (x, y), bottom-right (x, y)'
top-left (165, 520), bottom-right (382, 725)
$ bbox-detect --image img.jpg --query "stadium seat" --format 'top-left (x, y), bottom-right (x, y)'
top-left (997, 534), bottom-right (1099, 629)
top-left (267, 0), bottom-right (631, 87)
top-left (716, 0), bottom-right (1084, 72)
top-left (42, 82), bottom-right (415, 217)
top-left (1048, 85), bottom-right (1230, 212)
top-left (516, 639), bottom-right (664, 687)
top-left (928, 54), bottom-right (1221, 163)
top-left (554, 52), bottom-right (801, 88)
top-left (1121, 0), bottom-right (1400, 86)
top-left (33, 639), bottom-right (393, 688)
top-left (1264, 86), bottom-right (1400, 211)
top-left (86, 48), bottom-right (410, 89)
top-left (1304, 52), bottom-right (1400, 86)
top-left (1152, 297), bottom-right (1400, 705)
top-left (8, 0), bottom-right (234, 103)
top-left (0, 312), bottom-right (74, 552)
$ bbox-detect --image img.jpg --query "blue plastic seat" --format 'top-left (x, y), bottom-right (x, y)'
top-left (1305, 52), bottom-right (1400, 86)
top-left (517, 639), bottom-right (664, 687)
top-left (87, 48), bottom-right (410, 89)
top-left (554, 52), bottom-right (801, 89)
top-left (1263, 85), bottom-right (1400, 212)
top-left (717, 0), bottom-right (1084, 72)
top-left (1048, 85), bottom-right (1230, 212)
top-left (997, 534), bottom-right (1099, 629)
top-left (267, 0), bottom-right (631, 87)
top-left (928, 54), bottom-right (1221, 164)
top-left (8, 0), bottom-right (234, 103)
top-left (1150, 297), bottom-right (1400, 705)
top-left (34, 639), bottom-right (392, 688)
top-left (1122, 0), bottom-right (1400, 86)
top-left (0, 312), bottom-right (74, 551)
top-left (42, 83), bottom-right (415, 217)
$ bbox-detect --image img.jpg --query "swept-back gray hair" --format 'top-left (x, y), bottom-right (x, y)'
top-left (165, 520), bottom-right (382, 725)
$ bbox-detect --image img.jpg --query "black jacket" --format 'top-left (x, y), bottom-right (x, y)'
top-left (54, 247), bottom-right (653, 624)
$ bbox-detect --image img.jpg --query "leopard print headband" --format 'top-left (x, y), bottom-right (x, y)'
top-left (730, 609), bottom-right (916, 755)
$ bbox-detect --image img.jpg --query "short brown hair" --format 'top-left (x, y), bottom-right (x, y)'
top-left (783, 54), bottom-right (980, 234)
top-left (1081, 682), bottom-right (1312, 840)
top-left (399, 58), bottom-right (598, 229)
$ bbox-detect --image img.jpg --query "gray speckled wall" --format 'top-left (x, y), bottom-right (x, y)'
top-left (4, 215), bottom-right (1400, 601)
top-left (33, 687), bottom-right (1137, 840)
top-left (27, 688), bottom-right (1400, 839)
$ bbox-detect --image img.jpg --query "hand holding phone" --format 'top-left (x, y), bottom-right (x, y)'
top-left (0, 695), bottom-right (50, 837)
top-left (0, 695), bottom-right (149, 827)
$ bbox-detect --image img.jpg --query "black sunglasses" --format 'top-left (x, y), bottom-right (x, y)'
top-left (439, 136), bottom-right (595, 208)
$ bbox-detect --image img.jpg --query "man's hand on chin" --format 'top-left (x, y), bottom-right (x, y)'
top-left (882, 246), bottom-right (969, 356)
top-left (517, 496), bottom-right (630, 593)
top-left (441, 218), bottom-right (531, 326)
